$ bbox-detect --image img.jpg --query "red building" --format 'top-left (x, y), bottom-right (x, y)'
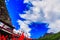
top-left (0, 20), bottom-right (15, 40)
top-left (0, 20), bottom-right (32, 40)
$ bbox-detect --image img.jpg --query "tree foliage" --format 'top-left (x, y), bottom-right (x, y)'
top-left (38, 32), bottom-right (60, 40)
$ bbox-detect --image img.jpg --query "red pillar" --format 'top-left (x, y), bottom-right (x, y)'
top-left (1, 35), bottom-right (6, 40)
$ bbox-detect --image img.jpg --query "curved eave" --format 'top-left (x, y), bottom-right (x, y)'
top-left (0, 19), bottom-right (15, 29)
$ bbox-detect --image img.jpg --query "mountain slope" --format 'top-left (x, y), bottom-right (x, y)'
top-left (38, 32), bottom-right (60, 40)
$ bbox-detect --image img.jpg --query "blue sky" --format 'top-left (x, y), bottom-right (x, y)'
top-left (5, 0), bottom-right (50, 39)
top-left (5, 0), bottom-right (60, 39)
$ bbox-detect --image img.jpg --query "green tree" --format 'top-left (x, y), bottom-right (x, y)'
top-left (38, 32), bottom-right (60, 40)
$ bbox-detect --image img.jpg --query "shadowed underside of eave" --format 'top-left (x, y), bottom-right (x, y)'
top-left (0, 0), bottom-right (12, 25)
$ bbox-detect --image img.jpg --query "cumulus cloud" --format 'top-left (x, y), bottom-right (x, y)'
top-left (17, 20), bottom-right (31, 33)
top-left (47, 20), bottom-right (60, 33)
top-left (13, 0), bottom-right (60, 38)
top-left (23, 0), bottom-right (60, 33)
top-left (17, 20), bottom-right (31, 38)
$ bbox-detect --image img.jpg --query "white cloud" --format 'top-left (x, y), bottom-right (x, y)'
top-left (17, 20), bottom-right (31, 38)
top-left (23, 0), bottom-right (60, 33)
top-left (47, 20), bottom-right (60, 33)
top-left (13, 0), bottom-right (60, 38)
top-left (24, 0), bottom-right (29, 3)
top-left (43, 0), bottom-right (60, 33)
top-left (19, 11), bottom-right (42, 22)
top-left (13, 19), bottom-right (31, 38)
